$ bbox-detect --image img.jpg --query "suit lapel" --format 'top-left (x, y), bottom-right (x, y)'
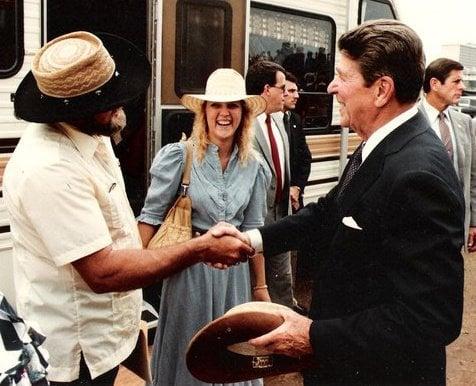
top-left (339, 111), bottom-right (429, 211)
top-left (253, 119), bottom-right (274, 169)
top-left (448, 109), bottom-right (469, 181)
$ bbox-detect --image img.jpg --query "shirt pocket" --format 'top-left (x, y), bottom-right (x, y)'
top-left (103, 181), bottom-right (126, 229)
top-left (112, 290), bottom-right (141, 333)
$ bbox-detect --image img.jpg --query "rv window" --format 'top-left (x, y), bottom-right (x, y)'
top-left (0, 0), bottom-right (23, 78)
top-left (359, 0), bottom-right (396, 23)
top-left (175, 0), bottom-right (232, 96)
top-left (249, 4), bottom-right (336, 131)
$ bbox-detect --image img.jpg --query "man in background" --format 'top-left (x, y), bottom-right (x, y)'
top-left (420, 58), bottom-right (476, 252)
top-left (245, 60), bottom-right (295, 308)
top-left (283, 71), bottom-right (312, 212)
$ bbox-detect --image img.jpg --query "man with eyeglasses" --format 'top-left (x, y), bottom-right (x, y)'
top-left (245, 60), bottom-right (296, 309)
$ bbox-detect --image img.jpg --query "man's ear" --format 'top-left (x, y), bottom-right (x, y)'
top-left (374, 76), bottom-right (394, 107)
top-left (430, 77), bottom-right (441, 91)
top-left (262, 84), bottom-right (272, 97)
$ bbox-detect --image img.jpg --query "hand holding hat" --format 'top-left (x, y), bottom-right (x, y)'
top-left (186, 301), bottom-right (317, 383)
top-left (248, 305), bottom-right (313, 358)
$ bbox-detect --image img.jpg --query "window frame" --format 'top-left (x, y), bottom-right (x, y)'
top-left (358, 0), bottom-right (397, 24)
top-left (0, 0), bottom-right (24, 79)
top-left (175, 0), bottom-right (232, 96)
top-left (249, 1), bottom-right (337, 133)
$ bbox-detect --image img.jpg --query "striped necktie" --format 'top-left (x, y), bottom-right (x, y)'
top-left (438, 112), bottom-right (453, 160)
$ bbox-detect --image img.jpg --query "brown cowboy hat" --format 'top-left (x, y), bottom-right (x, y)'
top-left (186, 302), bottom-right (317, 383)
top-left (14, 31), bottom-right (151, 123)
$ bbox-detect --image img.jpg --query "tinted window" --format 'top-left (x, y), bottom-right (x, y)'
top-left (360, 0), bottom-right (396, 22)
top-left (249, 4), bottom-right (335, 130)
top-left (0, 0), bottom-right (23, 78)
top-left (175, 0), bottom-right (232, 95)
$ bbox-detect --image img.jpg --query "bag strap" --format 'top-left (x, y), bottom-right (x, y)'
top-left (180, 139), bottom-right (193, 195)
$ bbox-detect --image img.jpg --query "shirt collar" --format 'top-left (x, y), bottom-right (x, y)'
top-left (57, 122), bottom-right (103, 159)
top-left (362, 105), bottom-right (418, 162)
top-left (207, 142), bottom-right (239, 160)
top-left (257, 112), bottom-right (284, 125)
top-left (422, 96), bottom-right (444, 124)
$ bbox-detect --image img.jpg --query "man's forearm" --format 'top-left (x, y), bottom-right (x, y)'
top-left (72, 233), bottom-right (252, 293)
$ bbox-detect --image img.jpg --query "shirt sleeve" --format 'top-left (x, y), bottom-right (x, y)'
top-left (241, 158), bottom-right (272, 231)
top-left (137, 142), bottom-right (186, 226)
top-left (20, 161), bottom-right (112, 266)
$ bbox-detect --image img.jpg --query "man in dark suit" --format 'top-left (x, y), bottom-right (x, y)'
top-left (283, 71), bottom-right (312, 212)
top-left (218, 20), bottom-right (465, 385)
top-left (419, 58), bottom-right (476, 252)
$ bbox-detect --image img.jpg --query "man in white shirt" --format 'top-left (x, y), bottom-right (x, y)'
top-left (419, 57), bottom-right (476, 252)
top-left (4, 31), bottom-right (252, 386)
top-left (245, 60), bottom-right (295, 308)
top-left (218, 20), bottom-right (464, 385)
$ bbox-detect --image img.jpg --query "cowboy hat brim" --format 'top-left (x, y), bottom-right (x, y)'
top-left (181, 94), bottom-right (266, 118)
top-left (186, 302), bottom-right (317, 383)
top-left (14, 32), bottom-right (151, 123)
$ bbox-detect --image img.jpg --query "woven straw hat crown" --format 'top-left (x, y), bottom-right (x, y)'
top-left (32, 31), bottom-right (115, 98)
top-left (181, 68), bottom-right (266, 117)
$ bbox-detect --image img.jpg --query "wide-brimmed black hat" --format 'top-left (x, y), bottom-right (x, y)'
top-left (14, 31), bottom-right (151, 123)
top-left (186, 302), bottom-right (318, 383)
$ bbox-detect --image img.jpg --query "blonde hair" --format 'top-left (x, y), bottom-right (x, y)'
top-left (190, 101), bottom-right (256, 164)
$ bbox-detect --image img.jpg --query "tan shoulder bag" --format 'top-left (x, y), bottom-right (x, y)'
top-left (147, 140), bottom-right (193, 249)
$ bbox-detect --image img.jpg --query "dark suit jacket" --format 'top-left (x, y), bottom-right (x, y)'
top-left (284, 111), bottom-right (312, 194)
top-left (260, 111), bottom-right (465, 385)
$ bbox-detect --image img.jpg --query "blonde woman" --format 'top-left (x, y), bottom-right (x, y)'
top-left (138, 68), bottom-right (271, 386)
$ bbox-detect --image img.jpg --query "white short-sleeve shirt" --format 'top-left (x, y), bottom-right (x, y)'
top-left (3, 123), bottom-right (142, 382)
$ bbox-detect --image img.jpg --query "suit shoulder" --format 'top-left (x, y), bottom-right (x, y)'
top-left (449, 108), bottom-right (471, 125)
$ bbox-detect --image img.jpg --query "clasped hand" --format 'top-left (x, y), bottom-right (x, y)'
top-left (201, 222), bottom-right (254, 269)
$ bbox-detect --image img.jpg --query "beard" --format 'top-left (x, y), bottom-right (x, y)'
top-left (73, 107), bottom-right (127, 136)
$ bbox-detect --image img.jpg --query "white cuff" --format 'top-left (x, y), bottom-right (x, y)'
top-left (245, 229), bottom-right (263, 253)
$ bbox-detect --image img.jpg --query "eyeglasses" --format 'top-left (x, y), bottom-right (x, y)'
top-left (269, 84), bottom-right (286, 92)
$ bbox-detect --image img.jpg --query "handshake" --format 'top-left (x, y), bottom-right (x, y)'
top-left (197, 222), bottom-right (256, 268)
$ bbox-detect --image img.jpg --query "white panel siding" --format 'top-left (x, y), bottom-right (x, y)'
top-left (309, 159), bottom-right (341, 182)
top-left (0, 0), bottom-right (41, 141)
top-left (303, 181), bottom-right (338, 204)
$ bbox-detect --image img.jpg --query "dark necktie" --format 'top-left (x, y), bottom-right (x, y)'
top-left (265, 114), bottom-right (283, 203)
top-left (438, 112), bottom-right (453, 160)
top-left (283, 112), bottom-right (290, 134)
top-left (338, 142), bottom-right (364, 196)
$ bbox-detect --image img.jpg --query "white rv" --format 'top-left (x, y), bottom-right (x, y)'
top-left (0, 0), bottom-right (399, 304)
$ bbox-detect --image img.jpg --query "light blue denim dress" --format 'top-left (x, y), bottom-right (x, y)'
top-left (138, 141), bottom-right (271, 386)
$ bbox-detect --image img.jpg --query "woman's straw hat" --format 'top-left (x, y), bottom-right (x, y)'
top-left (186, 302), bottom-right (317, 383)
top-left (14, 31), bottom-right (151, 123)
top-left (181, 68), bottom-right (266, 117)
